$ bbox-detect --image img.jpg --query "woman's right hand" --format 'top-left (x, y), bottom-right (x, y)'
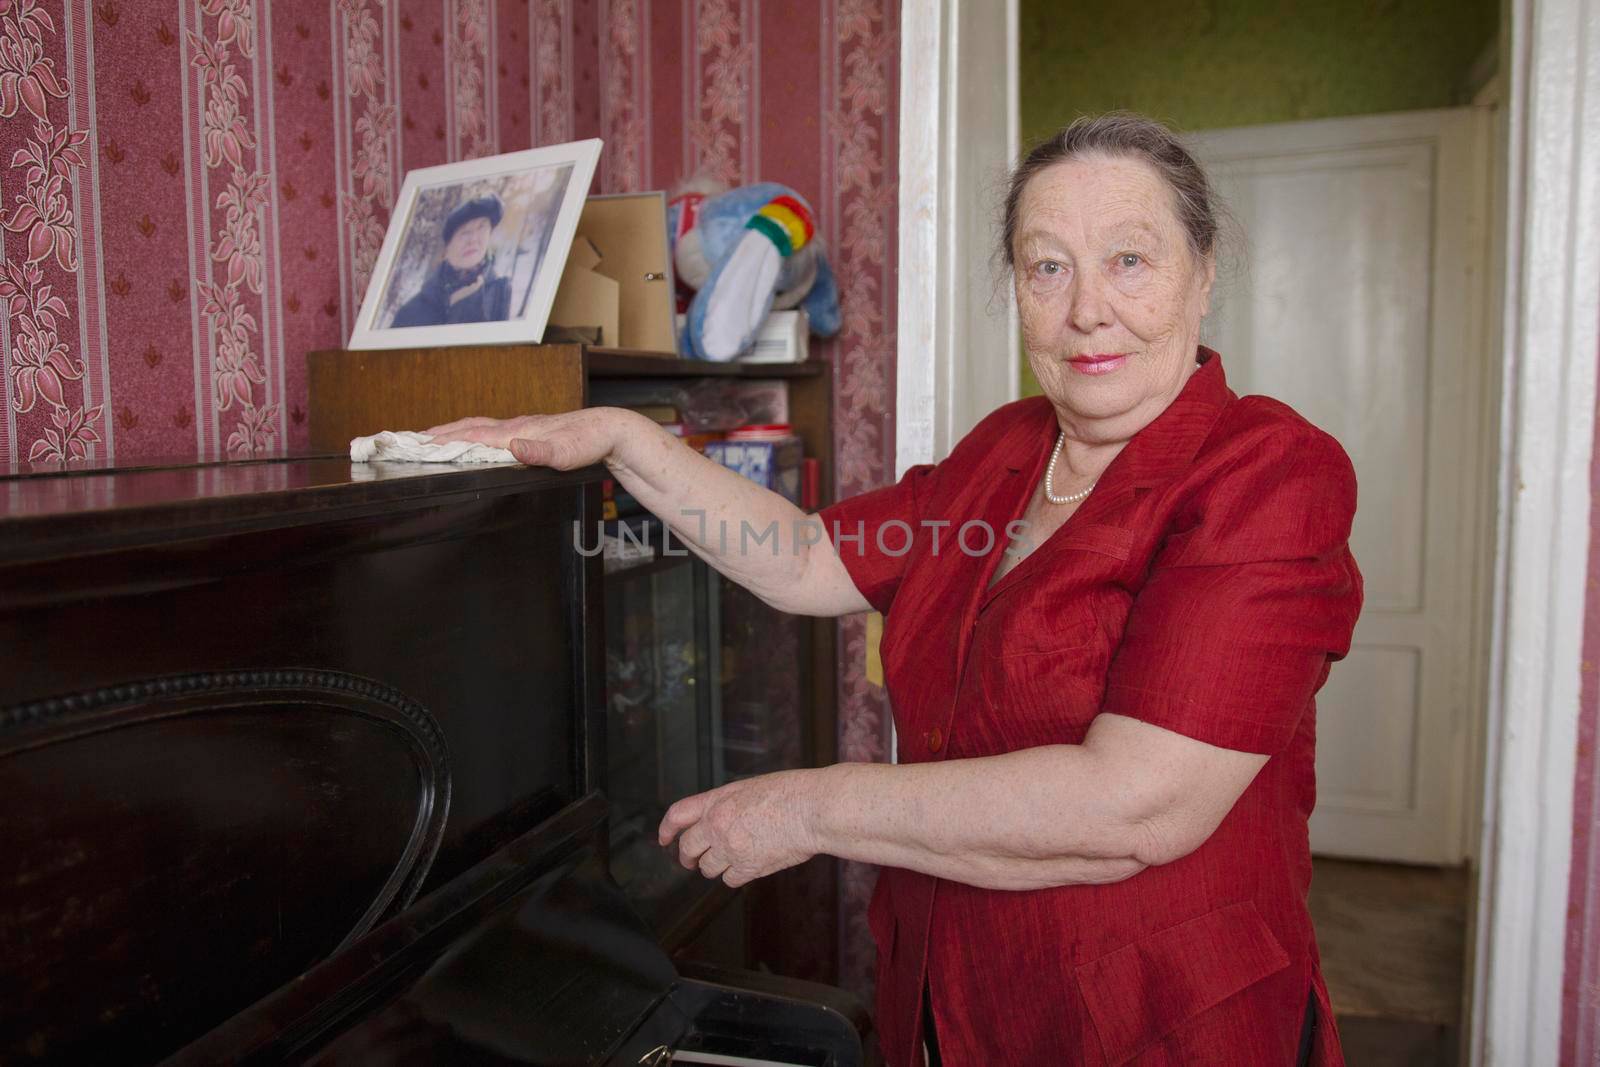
top-left (434, 406), bottom-right (869, 618)
top-left (425, 407), bottom-right (652, 471)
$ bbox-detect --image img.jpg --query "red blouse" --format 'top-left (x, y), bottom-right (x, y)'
top-left (819, 349), bottom-right (1362, 1066)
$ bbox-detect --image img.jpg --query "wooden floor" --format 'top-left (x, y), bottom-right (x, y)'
top-left (1309, 858), bottom-right (1470, 1066)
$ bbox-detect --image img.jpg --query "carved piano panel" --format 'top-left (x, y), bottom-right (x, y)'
top-left (0, 671), bottom-right (449, 1064)
top-left (166, 794), bottom-right (865, 1067)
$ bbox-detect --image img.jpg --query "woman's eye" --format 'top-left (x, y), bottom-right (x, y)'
top-left (1035, 260), bottom-right (1062, 277)
top-left (1116, 253), bottom-right (1142, 270)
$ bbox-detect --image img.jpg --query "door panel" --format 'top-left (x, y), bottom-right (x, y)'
top-left (1192, 109), bottom-right (1492, 863)
top-left (1315, 646), bottom-right (1422, 813)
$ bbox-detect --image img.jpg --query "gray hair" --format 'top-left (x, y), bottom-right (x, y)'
top-left (1001, 112), bottom-right (1223, 269)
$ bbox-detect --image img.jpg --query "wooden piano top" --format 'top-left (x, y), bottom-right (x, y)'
top-left (0, 452), bottom-right (602, 563)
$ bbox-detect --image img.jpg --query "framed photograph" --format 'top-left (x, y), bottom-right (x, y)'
top-left (347, 139), bottom-right (602, 350)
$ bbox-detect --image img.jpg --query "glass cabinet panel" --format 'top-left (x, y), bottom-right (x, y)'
top-left (603, 541), bottom-right (810, 936)
top-left (715, 580), bottom-right (805, 782)
top-left (604, 553), bottom-right (716, 931)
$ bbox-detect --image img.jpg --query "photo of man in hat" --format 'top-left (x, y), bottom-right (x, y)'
top-left (390, 193), bottom-right (515, 327)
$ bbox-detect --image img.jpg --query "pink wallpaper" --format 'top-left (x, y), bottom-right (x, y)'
top-left (1564, 356), bottom-right (1600, 1061)
top-left (0, 0), bottom-right (897, 993)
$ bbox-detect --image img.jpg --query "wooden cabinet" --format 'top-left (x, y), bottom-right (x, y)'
top-left (587, 352), bottom-right (840, 985)
top-left (308, 345), bottom-right (832, 512)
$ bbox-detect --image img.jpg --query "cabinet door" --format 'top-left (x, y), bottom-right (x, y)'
top-left (604, 553), bottom-right (718, 930)
top-left (715, 577), bottom-right (809, 781)
top-left (603, 546), bottom-right (816, 936)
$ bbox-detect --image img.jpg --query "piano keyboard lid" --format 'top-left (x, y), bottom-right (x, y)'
top-left (164, 793), bottom-right (862, 1067)
top-left (165, 793), bottom-right (688, 1066)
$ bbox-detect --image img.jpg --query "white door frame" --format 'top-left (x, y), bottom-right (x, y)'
top-left (896, 0), bottom-right (1020, 476)
top-left (1470, 0), bottom-right (1600, 1061)
top-left (896, 0), bottom-right (1600, 1060)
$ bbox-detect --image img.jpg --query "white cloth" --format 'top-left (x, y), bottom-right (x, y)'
top-left (349, 430), bottom-right (517, 464)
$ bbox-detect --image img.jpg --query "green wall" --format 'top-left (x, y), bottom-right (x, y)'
top-left (1016, 0), bottom-right (1498, 395)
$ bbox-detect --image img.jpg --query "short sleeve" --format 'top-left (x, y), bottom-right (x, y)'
top-left (1100, 427), bottom-right (1365, 755)
top-left (818, 463), bottom-right (936, 616)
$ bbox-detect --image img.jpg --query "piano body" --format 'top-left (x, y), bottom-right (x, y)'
top-left (0, 456), bottom-right (867, 1065)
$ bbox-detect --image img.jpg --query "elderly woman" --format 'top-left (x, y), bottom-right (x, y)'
top-left (428, 113), bottom-right (1362, 1066)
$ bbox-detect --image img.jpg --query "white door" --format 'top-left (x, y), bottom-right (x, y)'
top-left (1191, 109), bottom-right (1493, 864)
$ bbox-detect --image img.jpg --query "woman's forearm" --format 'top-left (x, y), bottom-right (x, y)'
top-left (807, 747), bottom-right (1157, 891)
top-left (603, 410), bottom-right (867, 617)
top-left (659, 715), bottom-right (1262, 892)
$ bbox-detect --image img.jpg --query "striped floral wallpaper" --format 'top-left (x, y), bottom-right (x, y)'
top-left (0, 0), bottom-right (898, 476)
top-left (1569, 393), bottom-right (1600, 1060)
top-left (0, 0), bottom-right (897, 993)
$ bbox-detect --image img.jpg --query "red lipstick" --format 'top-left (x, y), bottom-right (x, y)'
top-left (1065, 352), bottom-right (1129, 375)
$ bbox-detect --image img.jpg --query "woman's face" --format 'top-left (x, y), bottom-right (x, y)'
top-left (444, 216), bottom-right (493, 271)
top-left (1012, 154), bottom-right (1215, 437)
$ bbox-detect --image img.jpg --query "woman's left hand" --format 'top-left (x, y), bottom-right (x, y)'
top-left (658, 769), bottom-right (824, 888)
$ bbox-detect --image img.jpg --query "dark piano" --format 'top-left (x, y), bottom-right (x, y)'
top-left (0, 455), bottom-right (868, 1065)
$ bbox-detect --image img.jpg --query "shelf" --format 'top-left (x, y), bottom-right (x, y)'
top-left (584, 348), bottom-right (827, 379)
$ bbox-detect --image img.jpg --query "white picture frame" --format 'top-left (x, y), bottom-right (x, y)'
top-left (346, 139), bottom-right (602, 350)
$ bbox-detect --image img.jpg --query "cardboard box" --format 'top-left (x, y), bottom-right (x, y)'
top-left (742, 309), bottom-right (810, 363)
top-left (704, 436), bottom-right (804, 504)
top-left (548, 192), bottom-right (677, 353)
top-left (674, 309), bottom-right (810, 364)
top-left (547, 236), bottom-right (619, 347)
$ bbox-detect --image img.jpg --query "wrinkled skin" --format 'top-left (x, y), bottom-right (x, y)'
top-left (657, 770), bottom-right (822, 888)
top-left (1013, 153), bottom-right (1215, 448)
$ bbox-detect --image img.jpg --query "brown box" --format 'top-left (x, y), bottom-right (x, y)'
top-left (565, 192), bottom-right (677, 352)
top-left (307, 344), bottom-right (587, 452)
top-left (547, 237), bottom-right (620, 348)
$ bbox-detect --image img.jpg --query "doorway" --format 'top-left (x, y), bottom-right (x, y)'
top-left (1012, 8), bottom-right (1504, 1059)
top-left (904, 1), bottom-right (1600, 1061)
top-left (1191, 108), bottom-right (1496, 870)
top-left (897, 1), bottom-right (1526, 1063)
top-left (1191, 107), bottom-right (1497, 1060)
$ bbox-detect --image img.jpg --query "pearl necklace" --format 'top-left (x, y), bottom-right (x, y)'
top-left (1044, 430), bottom-right (1094, 505)
top-left (1044, 359), bottom-right (1203, 506)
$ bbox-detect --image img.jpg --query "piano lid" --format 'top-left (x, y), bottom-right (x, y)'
top-left (168, 792), bottom-right (865, 1067)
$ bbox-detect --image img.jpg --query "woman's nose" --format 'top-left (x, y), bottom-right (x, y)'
top-left (1067, 276), bottom-right (1113, 334)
